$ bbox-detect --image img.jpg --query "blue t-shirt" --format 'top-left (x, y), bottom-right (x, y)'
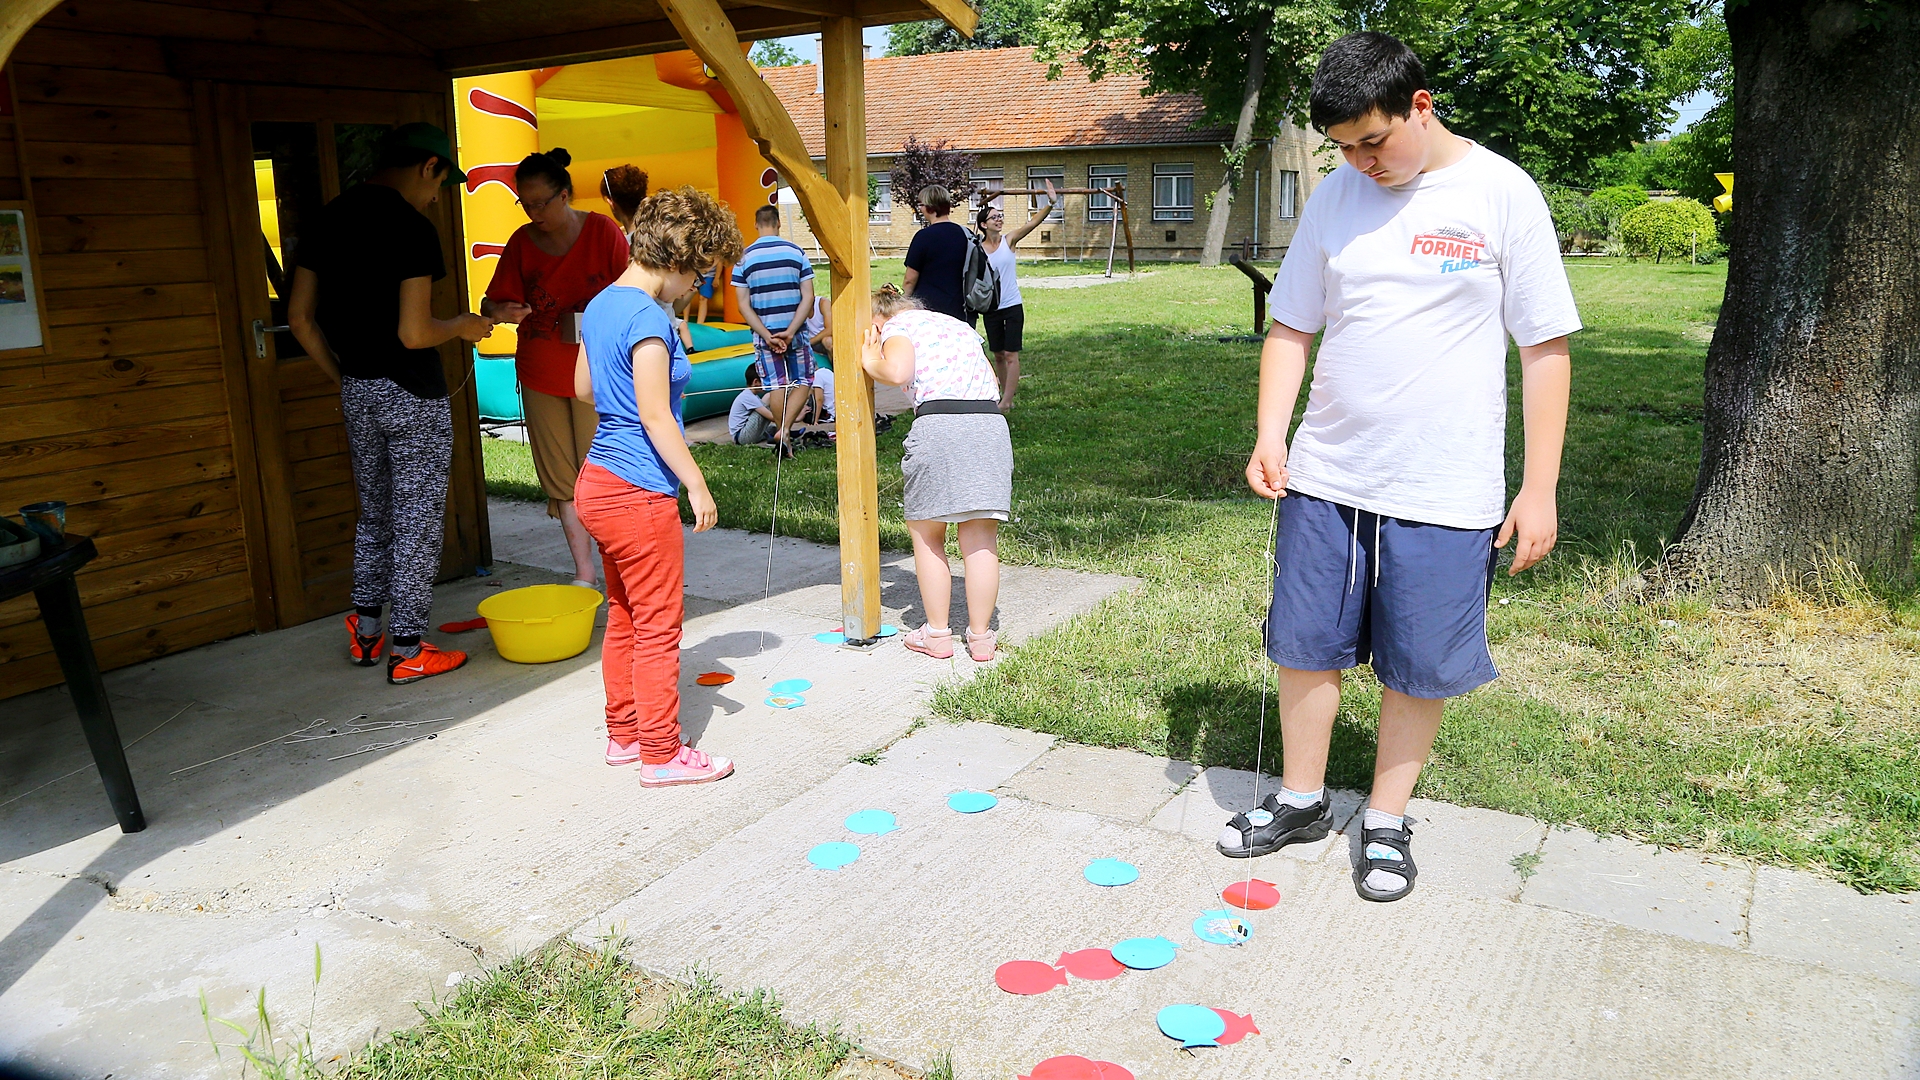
top-left (730, 236), bottom-right (813, 332)
top-left (582, 285), bottom-right (690, 495)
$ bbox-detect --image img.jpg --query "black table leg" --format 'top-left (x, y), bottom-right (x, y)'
top-left (33, 574), bottom-right (146, 833)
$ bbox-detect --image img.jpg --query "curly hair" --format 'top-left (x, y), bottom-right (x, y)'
top-left (600, 164), bottom-right (648, 223)
top-left (626, 185), bottom-right (744, 273)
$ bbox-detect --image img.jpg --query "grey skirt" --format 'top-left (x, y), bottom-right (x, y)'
top-left (901, 410), bottom-right (1013, 522)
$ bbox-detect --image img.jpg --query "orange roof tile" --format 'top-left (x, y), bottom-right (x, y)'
top-left (760, 47), bottom-right (1228, 158)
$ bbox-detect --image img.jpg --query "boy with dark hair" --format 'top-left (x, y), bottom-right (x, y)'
top-left (731, 204), bottom-right (815, 456)
top-left (288, 122), bottom-right (495, 685)
top-left (1217, 32), bottom-right (1578, 903)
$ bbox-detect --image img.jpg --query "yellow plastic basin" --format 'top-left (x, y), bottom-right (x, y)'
top-left (477, 584), bottom-right (603, 663)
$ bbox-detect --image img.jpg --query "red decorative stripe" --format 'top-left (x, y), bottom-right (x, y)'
top-left (464, 163), bottom-right (520, 195)
top-left (471, 242), bottom-right (506, 259)
top-left (468, 87), bottom-right (536, 128)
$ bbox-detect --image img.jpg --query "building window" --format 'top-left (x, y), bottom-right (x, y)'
top-left (1087, 164), bottom-right (1127, 221)
top-left (968, 168), bottom-right (1003, 211)
top-left (1277, 170), bottom-right (1299, 219)
top-left (1027, 166), bottom-right (1064, 221)
top-left (870, 172), bottom-right (892, 223)
top-left (1153, 162), bottom-right (1194, 222)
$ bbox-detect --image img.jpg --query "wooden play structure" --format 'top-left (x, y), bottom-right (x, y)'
top-left (0, 0), bottom-right (973, 698)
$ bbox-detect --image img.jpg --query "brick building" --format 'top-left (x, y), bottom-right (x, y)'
top-left (760, 47), bottom-right (1335, 262)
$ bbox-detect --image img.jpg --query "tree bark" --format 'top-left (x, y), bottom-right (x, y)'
top-left (1199, 22), bottom-right (1267, 267)
top-left (1659, 0), bottom-right (1920, 599)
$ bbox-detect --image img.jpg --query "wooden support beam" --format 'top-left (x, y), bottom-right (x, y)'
top-left (659, 0), bottom-right (856, 277)
top-left (820, 14), bottom-right (881, 642)
top-left (913, 0), bottom-right (980, 36)
top-left (440, 8), bottom-right (819, 78)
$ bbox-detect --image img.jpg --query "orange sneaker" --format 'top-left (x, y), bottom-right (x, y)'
top-left (386, 641), bottom-right (467, 684)
top-left (346, 615), bottom-right (384, 666)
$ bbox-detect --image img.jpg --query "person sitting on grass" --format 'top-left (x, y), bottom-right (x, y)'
top-left (573, 185), bottom-right (744, 786)
top-left (1218, 32), bottom-right (1578, 904)
top-left (728, 366), bottom-right (778, 446)
top-left (731, 205), bottom-right (816, 457)
top-left (860, 286), bottom-right (1010, 663)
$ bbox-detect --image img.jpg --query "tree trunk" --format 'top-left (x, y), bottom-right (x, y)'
top-left (1199, 23), bottom-right (1267, 267)
top-left (1659, 0), bottom-right (1920, 600)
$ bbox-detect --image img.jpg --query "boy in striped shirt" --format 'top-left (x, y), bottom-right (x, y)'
top-left (731, 206), bottom-right (816, 455)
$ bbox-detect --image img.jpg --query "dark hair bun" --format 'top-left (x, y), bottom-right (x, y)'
top-left (547, 148), bottom-right (572, 167)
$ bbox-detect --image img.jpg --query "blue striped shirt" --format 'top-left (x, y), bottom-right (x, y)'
top-left (730, 236), bottom-right (814, 332)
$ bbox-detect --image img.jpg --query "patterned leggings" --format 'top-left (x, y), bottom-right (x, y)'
top-left (341, 377), bottom-right (452, 638)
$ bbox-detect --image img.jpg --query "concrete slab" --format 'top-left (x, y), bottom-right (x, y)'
top-left (581, 762), bottom-right (1920, 1080)
top-left (1398, 798), bottom-right (1550, 902)
top-left (999, 743), bottom-right (1198, 823)
top-left (1147, 767), bottom-right (1365, 864)
top-left (867, 720), bottom-right (1056, 790)
top-left (1522, 828), bottom-right (1753, 949)
top-left (1748, 865), bottom-right (1920, 986)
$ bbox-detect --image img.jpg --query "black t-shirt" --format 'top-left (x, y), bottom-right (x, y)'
top-left (903, 220), bottom-right (969, 322)
top-left (302, 183), bottom-right (448, 399)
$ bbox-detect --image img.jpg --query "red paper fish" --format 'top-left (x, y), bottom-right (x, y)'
top-left (438, 617), bottom-right (487, 634)
top-left (1221, 878), bottom-right (1281, 910)
top-left (694, 672), bottom-right (735, 686)
top-left (1018, 1058), bottom-right (1132, 1080)
top-left (995, 960), bottom-right (1069, 995)
top-left (1211, 1009), bottom-right (1260, 1045)
top-left (1092, 1063), bottom-right (1133, 1080)
top-left (1056, 948), bottom-right (1125, 981)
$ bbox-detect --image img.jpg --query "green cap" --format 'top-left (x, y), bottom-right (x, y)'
top-left (379, 122), bottom-right (467, 187)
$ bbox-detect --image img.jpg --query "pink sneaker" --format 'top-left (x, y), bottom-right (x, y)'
top-left (904, 624), bottom-right (955, 659)
top-left (639, 744), bottom-right (734, 787)
top-left (606, 737), bottom-right (642, 766)
top-left (965, 628), bottom-right (997, 661)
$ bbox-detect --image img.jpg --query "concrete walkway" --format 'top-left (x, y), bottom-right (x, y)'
top-left (3, 500), bottom-right (1917, 1078)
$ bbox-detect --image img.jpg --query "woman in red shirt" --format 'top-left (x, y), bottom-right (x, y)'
top-left (482, 149), bottom-right (630, 586)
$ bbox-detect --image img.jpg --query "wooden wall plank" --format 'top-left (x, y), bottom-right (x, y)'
top-left (280, 392), bottom-right (343, 432)
top-left (14, 64), bottom-right (193, 110)
top-left (82, 507), bottom-right (246, 574)
top-left (0, 380), bottom-right (227, 442)
top-left (165, 42), bottom-right (446, 94)
top-left (148, 0), bottom-right (362, 22)
top-left (38, 477), bottom-right (240, 546)
top-left (294, 506), bottom-right (355, 557)
top-left (0, 538), bottom-right (249, 630)
top-left (289, 452), bottom-right (347, 493)
top-left (34, 179), bottom-right (200, 216)
top-left (44, 282), bottom-right (218, 326)
top-left (2, 445), bottom-right (233, 512)
top-left (0, 570), bottom-right (251, 665)
top-left (0, 413), bottom-right (230, 480)
top-left (298, 538), bottom-right (351, 585)
top-left (12, 26), bottom-right (172, 73)
top-left (0, 348), bottom-right (221, 401)
top-left (0, 600), bottom-right (253, 696)
top-left (43, 313), bottom-right (223, 360)
top-left (28, 140), bottom-right (197, 180)
top-left (292, 481), bottom-right (356, 524)
top-left (36, 0), bottom-right (413, 55)
top-left (285, 423), bottom-right (346, 462)
top-left (40, 248), bottom-right (211, 289)
top-left (19, 103), bottom-right (196, 146)
top-left (38, 214), bottom-right (204, 255)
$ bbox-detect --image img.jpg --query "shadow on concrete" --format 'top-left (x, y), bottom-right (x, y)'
top-left (1158, 678), bottom-right (1385, 803)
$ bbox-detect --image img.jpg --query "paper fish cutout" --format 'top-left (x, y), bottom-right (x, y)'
top-left (1157, 1003), bottom-right (1228, 1048)
top-left (1192, 909), bottom-right (1252, 945)
top-left (995, 960), bottom-right (1068, 995)
top-left (1083, 858), bottom-right (1139, 887)
top-left (844, 809), bottom-right (898, 835)
top-left (1111, 936), bottom-right (1179, 970)
top-left (765, 693), bottom-right (806, 709)
top-left (438, 617), bottom-right (487, 633)
top-left (1056, 948), bottom-right (1125, 981)
top-left (1221, 878), bottom-right (1280, 910)
top-left (770, 678), bottom-right (812, 694)
top-left (947, 790), bottom-right (998, 813)
top-left (1211, 1009), bottom-right (1260, 1045)
top-left (817, 624), bottom-right (901, 645)
top-left (1017, 1057), bottom-right (1135, 1080)
top-left (694, 671), bottom-right (734, 686)
top-left (806, 842), bottom-right (859, 870)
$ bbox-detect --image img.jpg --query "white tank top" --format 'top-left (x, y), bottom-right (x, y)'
top-left (985, 240), bottom-right (1021, 310)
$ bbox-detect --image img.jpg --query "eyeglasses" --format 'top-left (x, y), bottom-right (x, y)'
top-left (517, 191), bottom-right (566, 214)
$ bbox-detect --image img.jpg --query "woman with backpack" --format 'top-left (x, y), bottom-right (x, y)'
top-left (901, 185), bottom-right (971, 322)
top-left (976, 178), bottom-right (1056, 410)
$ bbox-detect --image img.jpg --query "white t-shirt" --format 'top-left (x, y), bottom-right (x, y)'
top-left (985, 240), bottom-right (1021, 309)
top-left (727, 388), bottom-right (765, 441)
top-left (879, 309), bottom-right (1000, 406)
top-left (1269, 142), bottom-right (1581, 529)
top-left (811, 367), bottom-right (834, 418)
top-left (803, 297), bottom-right (827, 341)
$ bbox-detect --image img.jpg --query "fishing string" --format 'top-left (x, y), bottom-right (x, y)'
top-left (1238, 490), bottom-right (1283, 939)
top-left (757, 382), bottom-right (790, 658)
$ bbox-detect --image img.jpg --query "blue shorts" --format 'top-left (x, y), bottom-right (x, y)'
top-left (697, 271), bottom-right (717, 299)
top-left (1265, 491), bottom-right (1499, 699)
top-left (753, 328), bottom-right (813, 387)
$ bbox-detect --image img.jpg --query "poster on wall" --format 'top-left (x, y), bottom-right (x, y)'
top-left (0, 206), bottom-right (45, 354)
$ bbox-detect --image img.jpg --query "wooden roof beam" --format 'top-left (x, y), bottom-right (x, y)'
top-left (747, 0), bottom-right (855, 17)
top-left (440, 7), bottom-right (821, 77)
top-left (912, 0), bottom-right (978, 36)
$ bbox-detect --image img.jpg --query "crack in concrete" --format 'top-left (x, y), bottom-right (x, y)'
top-left (338, 904), bottom-right (487, 962)
top-left (2, 866), bottom-right (116, 896)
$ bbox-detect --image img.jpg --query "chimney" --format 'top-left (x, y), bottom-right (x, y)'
top-left (815, 36), bottom-right (823, 94)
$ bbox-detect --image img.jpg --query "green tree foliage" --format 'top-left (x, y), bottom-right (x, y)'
top-left (1542, 186), bottom-right (1605, 252)
top-left (1364, 0), bottom-right (1693, 184)
top-left (1590, 184), bottom-right (1649, 234)
top-left (750, 39), bottom-right (806, 67)
top-left (887, 0), bottom-right (1048, 55)
top-left (1619, 198), bottom-right (1718, 262)
top-left (1587, 11), bottom-right (1731, 200)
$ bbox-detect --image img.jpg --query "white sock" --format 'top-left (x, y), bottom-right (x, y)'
top-left (1278, 786), bottom-right (1323, 809)
top-left (924, 624), bottom-right (950, 635)
top-left (1362, 808), bottom-right (1408, 894)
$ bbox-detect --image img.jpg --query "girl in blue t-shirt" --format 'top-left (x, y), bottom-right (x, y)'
top-left (573, 187), bottom-right (744, 788)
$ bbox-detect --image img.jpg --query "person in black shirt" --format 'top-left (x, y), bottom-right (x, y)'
top-left (902, 184), bottom-right (970, 322)
top-left (288, 122), bottom-right (494, 685)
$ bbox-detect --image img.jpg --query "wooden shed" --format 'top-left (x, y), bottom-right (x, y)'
top-left (0, 0), bottom-right (961, 698)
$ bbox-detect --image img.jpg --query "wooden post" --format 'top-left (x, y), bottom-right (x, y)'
top-left (1116, 182), bottom-right (1136, 273)
top-left (821, 16), bottom-right (881, 643)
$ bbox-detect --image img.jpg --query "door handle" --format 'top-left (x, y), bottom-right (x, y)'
top-left (252, 319), bottom-right (291, 359)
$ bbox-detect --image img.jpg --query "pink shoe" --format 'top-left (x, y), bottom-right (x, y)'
top-left (606, 737), bottom-right (642, 766)
top-left (639, 744), bottom-right (734, 787)
top-left (904, 624), bottom-right (955, 659)
top-left (965, 628), bottom-right (997, 661)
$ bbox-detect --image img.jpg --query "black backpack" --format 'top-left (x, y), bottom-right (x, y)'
top-left (960, 228), bottom-right (1001, 317)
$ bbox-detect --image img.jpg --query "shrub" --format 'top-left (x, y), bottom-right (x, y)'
top-left (1590, 185), bottom-right (1650, 236)
top-left (1619, 198), bottom-right (1719, 263)
top-left (1543, 186), bottom-right (1606, 253)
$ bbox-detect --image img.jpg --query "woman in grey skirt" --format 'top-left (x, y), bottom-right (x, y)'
top-left (860, 286), bottom-right (1013, 661)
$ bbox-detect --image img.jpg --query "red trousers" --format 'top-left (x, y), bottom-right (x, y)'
top-left (574, 463), bottom-right (684, 764)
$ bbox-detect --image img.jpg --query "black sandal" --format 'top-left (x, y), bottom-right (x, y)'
top-left (1216, 792), bottom-right (1333, 859)
top-left (1355, 820), bottom-right (1418, 902)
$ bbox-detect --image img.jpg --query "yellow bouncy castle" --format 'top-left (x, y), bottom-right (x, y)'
top-left (455, 51), bottom-right (782, 421)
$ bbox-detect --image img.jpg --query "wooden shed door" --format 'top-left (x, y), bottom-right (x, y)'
top-left (212, 84), bottom-right (487, 629)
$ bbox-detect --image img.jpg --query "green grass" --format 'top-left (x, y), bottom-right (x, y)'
top-left (481, 258), bottom-right (1920, 892)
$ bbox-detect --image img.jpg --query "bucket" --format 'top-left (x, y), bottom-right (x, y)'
top-left (477, 584), bottom-right (602, 663)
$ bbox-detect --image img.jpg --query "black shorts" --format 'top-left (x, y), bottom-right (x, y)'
top-left (983, 304), bottom-right (1025, 353)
